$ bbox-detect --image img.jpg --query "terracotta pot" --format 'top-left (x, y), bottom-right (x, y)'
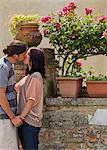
top-left (15, 22), bottom-right (42, 47)
top-left (86, 80), bottom-right (107, 97)
top-left (57, 77), bottom-right (83, 98)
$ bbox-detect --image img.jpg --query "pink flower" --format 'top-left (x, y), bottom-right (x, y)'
top-left (62, 2), bottom-right (77, 15)
top-left (67, 2), bottom-right (76, 10)
top-left (75, 59), bottom-right (82, 66)
top-left (85, 8), bottom-right (93, 15)
top-left (102, 42), bottom-right (107, 46)
top-left (101, 32), bottom-right (107, 38)
top-left (41, 16), bottom-right (52, 23)
top-left (41, 17), bottom-right (47, 23)
top-left (43, 29), bottom-right (48, 36)
top-left (72, 50), bottom-right (78, 55)
top-left (67, 6), bottom-right (71, 11)
top-left (63, 11), bottom-right (69, 15)
top-left (55, 23), bottom-right (61, 30)
top-left (99, 16), bottom-right (107, 22)
top-left (68, 2), bottom-right (76, 7)
top-left (63, 6), bottom-right (68, 12)
top-left (57, 10), bottom-right (63, 18)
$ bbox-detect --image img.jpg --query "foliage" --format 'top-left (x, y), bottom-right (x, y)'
top-left (86, 74), bottom-right (107, 81)
top-left (62, 59), bottom-right (83, 77)
top-left (9, 14), bottom-right (41, 38)
top-left (84, 66), bottom-right (107, 80)
top-left (41, 1), bottom-right (107, 77)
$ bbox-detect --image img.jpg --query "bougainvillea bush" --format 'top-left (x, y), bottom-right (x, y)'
top-left (41, 1), bottom-right (107, 77)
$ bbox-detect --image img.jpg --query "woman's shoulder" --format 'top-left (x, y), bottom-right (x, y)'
top-left (30, 72), bottom-right (42, 79)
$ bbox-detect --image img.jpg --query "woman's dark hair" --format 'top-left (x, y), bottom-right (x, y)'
top-left (3, 40), bottom-right (27, 56)
top-left (26, 47), bottom-right (45, 78)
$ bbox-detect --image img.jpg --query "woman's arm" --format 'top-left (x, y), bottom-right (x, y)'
top-left (19, 99), bottom-right (35, 119)
top-left (19, 74), bottom-right (42, 119)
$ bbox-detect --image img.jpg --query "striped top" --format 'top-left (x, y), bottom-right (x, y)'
top-left (0, 56), bottom-right (17, 118)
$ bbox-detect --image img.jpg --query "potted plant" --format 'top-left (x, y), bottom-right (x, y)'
top-left (41, 1), bottom-right (106, 97)
top-left (56, 59), bottom-right (83, 97)
top-left (9, 14), bottom-right (42, 47)
top-left (86, 73), bottom-right (107, 98)
top-left (84, 67), bottom-right (107, 97)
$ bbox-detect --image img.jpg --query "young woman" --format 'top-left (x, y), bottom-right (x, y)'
top-left (0, 40), bottom-right (27, 150)
top-left (15, 47), bottom-right (45, 150)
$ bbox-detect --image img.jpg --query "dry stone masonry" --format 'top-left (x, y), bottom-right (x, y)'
top-left (39, 98), bottom-right (107, 150)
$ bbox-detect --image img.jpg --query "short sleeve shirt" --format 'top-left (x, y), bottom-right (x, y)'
top-left (0, 56), bottom-right (17, 115)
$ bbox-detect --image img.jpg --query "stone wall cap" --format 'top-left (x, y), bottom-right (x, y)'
top-left (44, 97), bottom-right (107, 106)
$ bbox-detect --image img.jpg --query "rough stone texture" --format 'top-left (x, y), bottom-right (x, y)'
top-left (14, 62), bottom-right (27, 82)
top-left (43, 48), bottom-right (57, 98)
top-left (39, 98), bottom-right (107, 150)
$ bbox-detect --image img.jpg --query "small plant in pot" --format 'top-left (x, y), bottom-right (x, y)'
top-left (9, 14), bottom-right (42, 47)
top-left (56, 59), bottom-right (84, 98)
top-left (86, 68), bottom-right (107, 97)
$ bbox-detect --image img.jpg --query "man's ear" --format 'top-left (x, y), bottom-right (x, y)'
top-left (13, 54), bottom-right (18, 60)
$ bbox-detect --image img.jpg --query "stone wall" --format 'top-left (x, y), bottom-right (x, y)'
top-left (39, 98), bottom-right (107, 150)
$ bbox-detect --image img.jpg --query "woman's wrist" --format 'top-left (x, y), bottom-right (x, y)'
top-left (19, 115), bottom-right (25, 121)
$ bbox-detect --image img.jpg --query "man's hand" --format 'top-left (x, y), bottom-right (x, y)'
top-left (11, 116), bottom-right (23, 127)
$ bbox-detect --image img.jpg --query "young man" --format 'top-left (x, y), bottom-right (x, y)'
top-left (0, 40), bottom-right (27, 150)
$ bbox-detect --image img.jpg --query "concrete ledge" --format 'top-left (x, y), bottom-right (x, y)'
top-left (45, 97), bottom-right (107, 106)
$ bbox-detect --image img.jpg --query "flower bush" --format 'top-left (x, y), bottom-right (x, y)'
top-left (41, 1), bottom-right (107, 77)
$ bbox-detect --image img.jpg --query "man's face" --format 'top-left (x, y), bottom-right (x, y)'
top-left (15, 51), bottom-right (27, 62)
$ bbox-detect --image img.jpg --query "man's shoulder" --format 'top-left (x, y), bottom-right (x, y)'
top-left (0, 57), bottom-right (9, 70)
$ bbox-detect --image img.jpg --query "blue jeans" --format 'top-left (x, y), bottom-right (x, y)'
top-left (18, 122), bottom-right (41, 150)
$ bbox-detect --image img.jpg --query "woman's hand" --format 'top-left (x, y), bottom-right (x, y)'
top-left (11, 116), bottom-right (23, 127)
top-left (15, 83), bottom-right (20, 93)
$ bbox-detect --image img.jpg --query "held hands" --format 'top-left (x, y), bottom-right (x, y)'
top-left (11, 116), bottom-right (23, 127)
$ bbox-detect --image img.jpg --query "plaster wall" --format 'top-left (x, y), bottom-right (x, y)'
top-left (0, 0), bottom-right (107, 74)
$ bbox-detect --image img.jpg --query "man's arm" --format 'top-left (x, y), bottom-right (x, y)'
top-left (0, 88), bottom-right (22, 126)
top-left (0, 88), bottom-right (15, 119)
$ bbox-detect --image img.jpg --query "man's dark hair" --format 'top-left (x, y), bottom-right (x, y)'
top-left (3, 40), bottom-right (27, 56)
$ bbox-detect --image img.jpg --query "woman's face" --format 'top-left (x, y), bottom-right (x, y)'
top-left (24, 50), bottom-right (32, 71)
top-left (23, 50), bottom-right (30, 65)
